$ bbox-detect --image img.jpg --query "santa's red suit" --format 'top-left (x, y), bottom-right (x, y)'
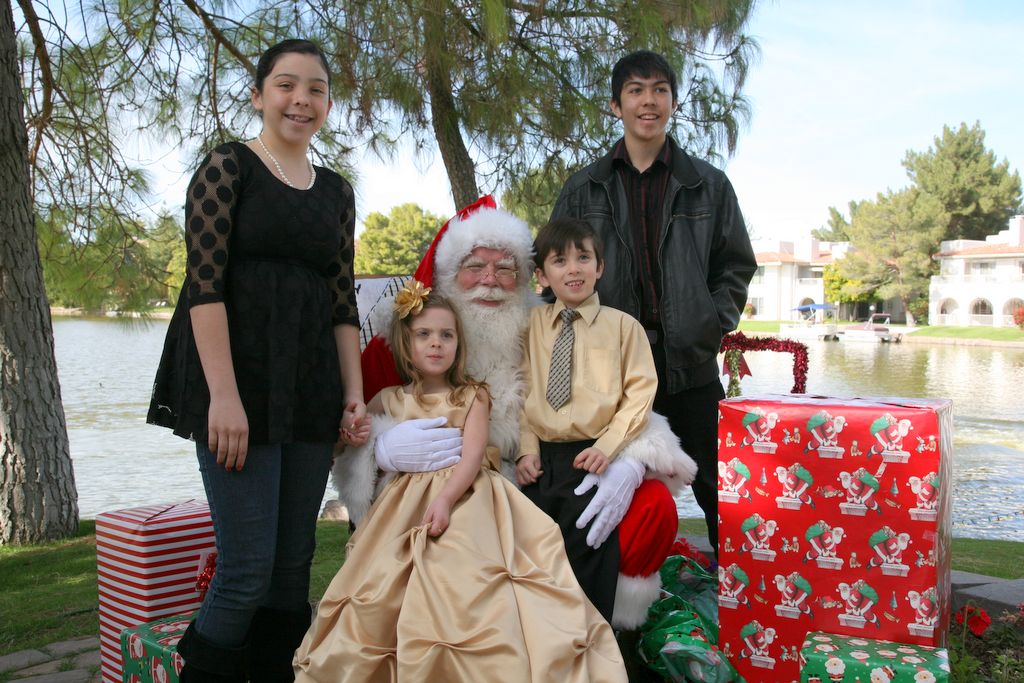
top-left (335, 196), bottom-right (696, 628)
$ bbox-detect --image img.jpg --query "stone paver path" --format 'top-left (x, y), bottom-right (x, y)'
top-left (0, 636), bottom-right (100, 683)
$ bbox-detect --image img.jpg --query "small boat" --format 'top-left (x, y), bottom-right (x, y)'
top-left (783, 303), bottom-right (839, 340)
top-left (841, 314), bottom-right (902, 343)
top-left (779, 321), bottom-right (839, 341)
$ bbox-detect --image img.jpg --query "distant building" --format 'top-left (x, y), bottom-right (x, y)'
top-left (929, 215), bottom-right (1024, 327)
top-left (747, 238), bottom-right (851, 320)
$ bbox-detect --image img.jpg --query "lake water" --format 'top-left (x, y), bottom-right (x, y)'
top-left (52, 318), bottom-right (1024, 540)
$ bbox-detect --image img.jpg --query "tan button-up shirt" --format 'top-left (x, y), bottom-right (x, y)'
top-left (519, 293), bottom-right (657, 460)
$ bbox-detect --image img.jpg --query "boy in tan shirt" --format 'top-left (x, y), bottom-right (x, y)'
top-left (515, 216), bottom-right (658, 622)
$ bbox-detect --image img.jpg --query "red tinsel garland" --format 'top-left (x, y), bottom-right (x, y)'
top-left (195, 552), bottom-right (217, 598)
top-left (720, 332), bottom-right (808, 394)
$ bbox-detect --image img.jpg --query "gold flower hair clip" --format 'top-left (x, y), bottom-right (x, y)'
top-left (394, 279), bottom-right (431, 319)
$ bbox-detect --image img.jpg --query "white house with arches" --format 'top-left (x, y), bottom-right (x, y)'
top-left (929, 215), bottom-right (1024, 326)
top-left (746, 238), bottom-right (850, 320)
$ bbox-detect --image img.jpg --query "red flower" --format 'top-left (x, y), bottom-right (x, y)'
top-left (955, 605), bottom-right (991, 637)
top-left (670, 537), bottom-right (712, 569)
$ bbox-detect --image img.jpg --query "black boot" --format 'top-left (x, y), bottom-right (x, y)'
top-left (177, 623), bottom-right (248, 683)
top-left (616, 628), bottom-right (665, 683)
top-left (247, 604), bottom-right (313, 683)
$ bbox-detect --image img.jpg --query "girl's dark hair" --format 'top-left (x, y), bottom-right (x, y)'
top-left (254, 39), bottom-right (332, 94)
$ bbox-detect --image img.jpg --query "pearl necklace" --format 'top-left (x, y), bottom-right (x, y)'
top-left (257, 134), bottom-right (316, 190)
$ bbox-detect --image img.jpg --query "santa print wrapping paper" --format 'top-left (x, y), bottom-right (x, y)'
top-left (96, 501), bottom-right (214, 683)
top-left (716, 395), bottom-right (953, 683)
top-left (120, 614), bottom-right (192, 683)
top-left (799, 632), bottom-right (949, 683)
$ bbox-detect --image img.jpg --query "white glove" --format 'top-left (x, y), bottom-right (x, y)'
top-left (574, 457), bottom-right (645, 549)
top-left (375, 417), bottom-right (462, 473)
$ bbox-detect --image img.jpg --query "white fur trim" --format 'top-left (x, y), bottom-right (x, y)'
top-left (332, 413), bottom-right (398, 526)
top-left (619, 412), bottom-right (698, 496)
top-left (433, 208), bottom-right (535, 286)
top-left (612, 572), bottom-right (662, 629)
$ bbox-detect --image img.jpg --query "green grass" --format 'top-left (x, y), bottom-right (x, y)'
top-left (737, 320), bottom-right (781, 333)
top-left (0, 520), bottom-right (99, 655)
top-left (0, 520), bottom-right (349, 657)
top-left (2, 519), bottom-right (1021, 656)
top-left (309, 520), bottom-right (349, 598)
top-left (677, 518), bottom-right (709, 535)
top-left (740, 320), bottom-right (1024, 343)
top-left (906, 325), bottom-right (1024, 342)
top-left (945, 537), bottom-right (1024, 578)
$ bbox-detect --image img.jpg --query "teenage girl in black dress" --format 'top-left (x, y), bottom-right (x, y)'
top-left (148, 39), bottom-right (363, 682)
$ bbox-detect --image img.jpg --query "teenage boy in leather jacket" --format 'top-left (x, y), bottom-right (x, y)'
top-left (551, 49), bottom-right (756, 567)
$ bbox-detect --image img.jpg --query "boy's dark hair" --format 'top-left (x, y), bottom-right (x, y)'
top-left (534, 217), bottom-right (604, 268)
top-left (255, 39), bottom-right (332, 95)
top-left (611, 50), bottom-right (678, 105)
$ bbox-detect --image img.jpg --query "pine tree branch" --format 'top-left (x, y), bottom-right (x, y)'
top-left (16, 0), bottom-right (53, 167)
top-left (505, 0), bottom-right (612, 21)
top-left (180, 0), bottom-right (255, 78)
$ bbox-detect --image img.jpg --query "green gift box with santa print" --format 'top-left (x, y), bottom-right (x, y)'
top-left (799, 631), bottom-right (949, 682)
top-left (120, 613), bottom-right (192, 683)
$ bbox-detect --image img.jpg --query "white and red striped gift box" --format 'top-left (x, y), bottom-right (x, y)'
top-left (96, 501), bottom-right (215, 683)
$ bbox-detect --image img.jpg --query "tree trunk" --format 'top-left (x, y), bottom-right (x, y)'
top-left (0, 0), bottom-right (78, 544)
top-left (902, 296), bottom-right (916, 327)
top-left (423, 11), bottom-right (479, 209)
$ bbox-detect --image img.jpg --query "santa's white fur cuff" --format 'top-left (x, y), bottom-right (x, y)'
top-left (332, 413), bottom-right (399, 526)
top-left (620, 412), bottom-right (698, 496)
top-left (612, 571), bottom-right (662, 629)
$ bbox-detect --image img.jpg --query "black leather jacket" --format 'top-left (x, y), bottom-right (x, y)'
top-left (551, 137), bottom-right (756, 394)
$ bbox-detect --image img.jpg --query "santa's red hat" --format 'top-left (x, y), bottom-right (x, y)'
top-left (428, 196), bottom-right (534, 295)
top-left (360, 195), bottom-right (533, 401)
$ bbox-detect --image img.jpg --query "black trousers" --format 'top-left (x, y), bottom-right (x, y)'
top-left (653, 378), bottom-right (725, 556)
top-left (521, 439), bottom-right (620, 623)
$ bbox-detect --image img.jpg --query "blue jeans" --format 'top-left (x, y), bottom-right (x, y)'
top-left (193, 441), bottom-right (332, 647)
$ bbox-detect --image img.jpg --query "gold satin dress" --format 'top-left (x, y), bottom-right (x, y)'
top-left (294, 386), bottom-right (627, 683)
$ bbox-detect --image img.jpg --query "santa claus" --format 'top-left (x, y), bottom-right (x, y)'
top-left (335, 196), bottom-right (694, 642)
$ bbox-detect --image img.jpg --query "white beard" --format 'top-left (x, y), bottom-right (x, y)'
top-left (440, 280), bottom-right (534, 478)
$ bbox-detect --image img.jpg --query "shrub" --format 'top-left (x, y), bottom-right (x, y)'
top-left (1014, 306), bottom-right (1024, 329)
top-left (907, 297), bottom-right (930, 326)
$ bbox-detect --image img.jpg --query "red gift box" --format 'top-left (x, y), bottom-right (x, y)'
top-left (96, 501), bottom-right (214, 683)
top-left (717, 395), bottom-right (953, 683)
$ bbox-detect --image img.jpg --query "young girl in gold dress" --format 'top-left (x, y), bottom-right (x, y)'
top-left (293, 284), bottom-right (626, 683)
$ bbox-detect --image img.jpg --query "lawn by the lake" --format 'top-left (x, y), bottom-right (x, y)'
top-left (2, 519), bottom-right (1021, 656)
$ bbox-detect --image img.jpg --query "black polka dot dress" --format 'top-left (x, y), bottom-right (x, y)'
top-left (147, 142), bottom-right (359, 445)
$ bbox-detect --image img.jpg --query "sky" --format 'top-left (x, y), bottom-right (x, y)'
top-left (145, 1), bottom-right (1024, 243)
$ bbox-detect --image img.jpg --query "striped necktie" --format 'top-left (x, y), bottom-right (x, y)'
top-left (546, 308), bottom-right (578, 409)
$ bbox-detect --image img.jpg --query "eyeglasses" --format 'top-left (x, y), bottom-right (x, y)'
top-left (460, 263), bottom-right (518, 285)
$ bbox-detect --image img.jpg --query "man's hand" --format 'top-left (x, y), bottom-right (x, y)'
top-left (375, 417), bottom-right (463, 472)
top-left (515, 454), bottom-right (543, 486)
top-left (574, 457), bottom-right (645, 549)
